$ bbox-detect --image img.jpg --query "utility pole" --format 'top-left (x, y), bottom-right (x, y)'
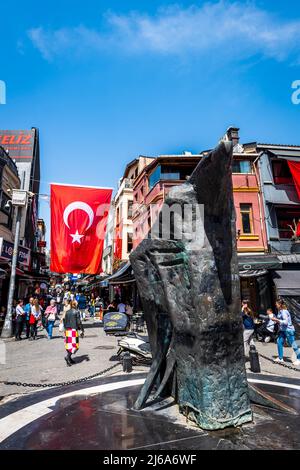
top-left (1, 187), bottom-right (28, 338)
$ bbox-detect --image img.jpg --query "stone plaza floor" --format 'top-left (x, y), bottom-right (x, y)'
top-left (0, 319), bottom-right (300, 449)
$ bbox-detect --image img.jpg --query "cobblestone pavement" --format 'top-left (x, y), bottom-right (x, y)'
top-left (0, 320), bottom-right (299, 401)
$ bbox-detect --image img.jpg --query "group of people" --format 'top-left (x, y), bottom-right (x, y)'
top-left (8, 289), bottom-right (135, 367)
top-left (242, 299), bottom-right (300, 366)
top-left (11, 294), bottom-right (85, 366)
top-left (14, 297), bottom-right (58, 341)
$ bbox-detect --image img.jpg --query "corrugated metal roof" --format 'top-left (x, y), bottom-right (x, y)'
top-left (257, 143), bottom-right (300, 149)
top-left (266, 149), bottom-right (300, 158)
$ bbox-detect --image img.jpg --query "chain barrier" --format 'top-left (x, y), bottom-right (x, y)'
top-left (259, 353), bottom-right (300, 372)
top-left (0, 362), bottom-right (121, 389)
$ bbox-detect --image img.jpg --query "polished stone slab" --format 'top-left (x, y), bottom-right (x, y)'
top-left (0, 377), bottom-right (299, 450)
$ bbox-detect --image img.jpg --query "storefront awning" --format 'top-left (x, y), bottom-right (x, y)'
top-left (106, 261), bottom-right (135, 285)
top-left (238, 255), bottom-right (282, 271)
top-left (239, 269), bottom-right (268, 278)
top-left (273, 270), bottom-right (300, 296)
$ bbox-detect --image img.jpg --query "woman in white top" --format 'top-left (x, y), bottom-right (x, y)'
top-left (15, 299), bottom-right (25, 341)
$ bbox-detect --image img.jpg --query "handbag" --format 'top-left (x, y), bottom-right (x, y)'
top-left (59, 322), bottom-right (64, 332)
top-left (48, 313), bottom-right (56, 321)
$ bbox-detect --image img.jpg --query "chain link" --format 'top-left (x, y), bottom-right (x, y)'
top-left (259, 353), bottom-right (300, 372)
top-left (0, 362), bottom-right (121, 389)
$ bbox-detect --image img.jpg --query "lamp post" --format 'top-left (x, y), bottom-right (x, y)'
top-left (1, 189), bottom-right (28, 338)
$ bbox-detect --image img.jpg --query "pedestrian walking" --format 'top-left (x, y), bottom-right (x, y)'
top-left (273, 300), bottom-right (300, 366)
top-left (15, 299), bottom-right (25, 341)
top-left (24, 297), bottom-right (34, 339)
top-left (77, 292), bottom-right (87, 321)
top-left (241, 300), bottom-right (255, 357)
top-left (88, 293), bottom-right (96, 318)
top-left (117, 300), bottom-right (126, 313)
top-left (56, 289), bottom-right (63, 314)
top-left (63, 300), bottom-right (84, 366)
top-left (29, 299), bottom-right (42, 340)
top-left (44, 299), bottom-right (57, 339)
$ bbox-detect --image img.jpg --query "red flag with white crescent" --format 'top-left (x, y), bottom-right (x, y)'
top-left (50, 184), bottom-right (112, 274)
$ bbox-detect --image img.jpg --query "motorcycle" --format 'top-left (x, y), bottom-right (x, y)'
top-left (117, 331), bottom-right (152, 365)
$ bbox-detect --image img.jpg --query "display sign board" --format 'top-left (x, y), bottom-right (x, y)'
top-left (37, 241), bottom-right (46, 247)
top-left (0, 130), bottom-right (34, 162)
top-left (12, 189), bottom-right (27, 206)
top-left (0, 237), bottom-right (31, 268)
top-left (0, 129), bottom-right (37, 241)
top-left (103, 312), bottom-right (128, 333)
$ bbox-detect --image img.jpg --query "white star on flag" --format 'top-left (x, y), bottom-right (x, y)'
top-left (70, 230), bottom-right (84, 244)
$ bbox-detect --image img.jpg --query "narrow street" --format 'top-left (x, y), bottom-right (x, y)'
top-left (1, 317), bottom-right (299, 402)
top-left (0, 319), bottom-right (137, 400)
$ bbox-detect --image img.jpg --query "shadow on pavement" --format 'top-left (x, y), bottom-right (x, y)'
top-left (72, 354), bottom-right (90, 364)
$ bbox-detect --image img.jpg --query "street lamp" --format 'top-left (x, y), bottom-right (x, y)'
top-left (1, 189), bottom-right (28, 338)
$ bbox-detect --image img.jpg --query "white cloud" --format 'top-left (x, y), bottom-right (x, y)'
top-left (27, 2), bottom-right (300, 62)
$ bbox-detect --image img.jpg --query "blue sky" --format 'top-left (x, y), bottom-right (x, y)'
top-left (1, 0), bottom-right (300, 239)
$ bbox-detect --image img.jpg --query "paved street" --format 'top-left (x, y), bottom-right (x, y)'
top-left (247, 341), bottom-right (300, 379)
top-left (0, 319), bottom-right (129, 399)
top-left (0, 318), bottom-right (299, 401)
top-left (1, 319), bottom-right (300, 450)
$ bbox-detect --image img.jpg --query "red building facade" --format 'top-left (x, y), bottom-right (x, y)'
top-left (132, 151), bottom-right (268, 257)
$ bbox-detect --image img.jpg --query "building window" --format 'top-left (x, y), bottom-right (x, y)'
top-left (272, 160), bottom-right (293, 185)
top-left (149, 166), bottom-right (161, 190)
top-left (232, 160), bottom-right (252, 174)
top-left (127, 233), bottom-right (133, 253)
top-left (240, 204), bottom-right (253, 234)
top-left (276, 208), bottom-right (300, 239)
top-left (161, 166), bottom-right (180, 180)
top-left (148, 211), bottom-right (151, 230)
top-left (127, 200), bottom-right (133, 219)
top-left (149, 164), bottom-right (193, 190)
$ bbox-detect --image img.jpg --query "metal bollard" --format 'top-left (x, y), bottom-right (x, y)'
top-left (123, 352), bottom-right (133, 373)
top-left (249, 344), bottom-right (261, 373)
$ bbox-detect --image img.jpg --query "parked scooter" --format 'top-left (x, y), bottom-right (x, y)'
top-left (117, 332), bottom-right (152, 365)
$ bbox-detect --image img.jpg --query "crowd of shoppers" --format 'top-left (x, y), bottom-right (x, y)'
top-left (5, 287), bottom-right (134, 367)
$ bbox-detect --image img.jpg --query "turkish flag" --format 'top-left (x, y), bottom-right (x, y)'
top-left (288, 161), bottom-right (300, 200)
top-left (50, 184), bottom-right (112, 274)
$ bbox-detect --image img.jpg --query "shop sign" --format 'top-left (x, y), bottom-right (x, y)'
top-left (0, 238), bottom-right (31, 268)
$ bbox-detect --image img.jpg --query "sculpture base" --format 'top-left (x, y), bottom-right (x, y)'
top-left (0, 373), bottom-right (299, 450)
